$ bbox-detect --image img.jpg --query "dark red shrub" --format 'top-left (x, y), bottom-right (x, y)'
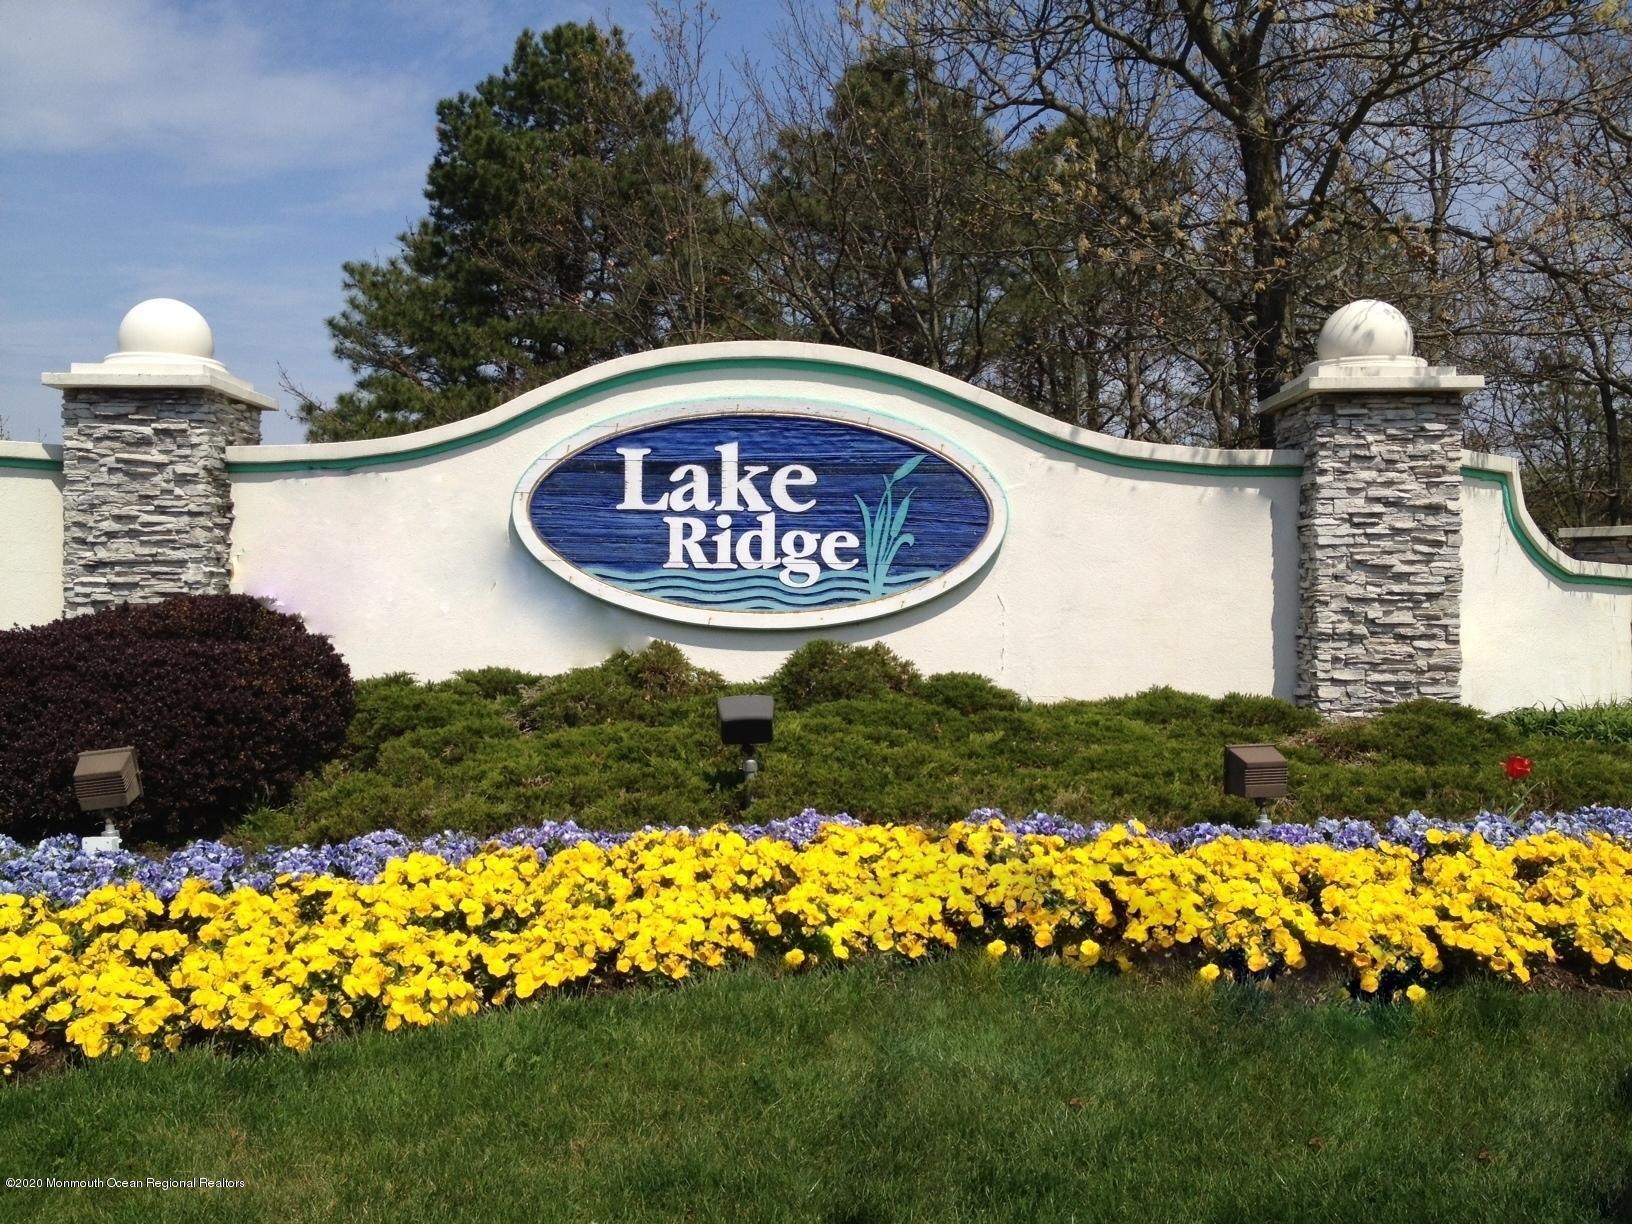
top-left (0, 595), bottom-right (353, 843)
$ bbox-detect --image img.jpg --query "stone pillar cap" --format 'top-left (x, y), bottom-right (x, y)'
top-left (42, 298), bottom-right (275, 410)
top-left (1258, 299), bottom-right (1483, 413)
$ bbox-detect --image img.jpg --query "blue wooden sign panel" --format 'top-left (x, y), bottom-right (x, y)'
top-left (518, 409), bottom-right (1001, 623)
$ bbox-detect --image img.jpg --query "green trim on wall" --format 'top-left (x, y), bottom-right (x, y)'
top-left (1462, 465), bottom-right (1632, 590)
top-left (0, 455), bottom-right (62, 473)
top-left (225, 356), bottom-right (1304, 479)
top-left (13, 364), bottom-right (1630, 591)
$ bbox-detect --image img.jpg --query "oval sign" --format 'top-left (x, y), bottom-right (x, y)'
top-left (512, 402), bottom-right (1006, 628)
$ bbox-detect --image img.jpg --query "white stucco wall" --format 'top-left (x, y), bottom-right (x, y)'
top-left (226, 343), bottom-right (1302, 700)
top-left (1461, 452), bottom-right (1632, 712)
top-left (19, 348), bottom-right (1623, 712)
top-left (0, 443), bottom-right (64, 628)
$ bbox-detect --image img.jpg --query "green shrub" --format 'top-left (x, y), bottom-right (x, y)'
top-left (344, 675), bottom-right (508, 770)
top-left (1214, 693), bottom-right (1321, 737)
top-left (1103, 687), bottom-right (1220, 729)
top-left (231, 643), bottom-right (1632, 850)
top-left (0, 595), bottom-right (353, 843)
top-left (512, 642), bottom-right (724, 732)
top-left (1500, 701), bottom-right (1632, 745)
top-left (919, 672), bottom-right (1025, 715)
top-left (451, 667), bottom-right (544, 702)
top-left (1305, 700), bottom-right (1515, 767)
top-left (769, 641), bottom-right (922, 710)
top-left (238, 712), bottom-right (738, 846)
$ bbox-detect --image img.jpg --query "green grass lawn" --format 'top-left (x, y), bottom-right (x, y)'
top-left (3, 957), bottom-right (1630, 1222)
top-left (231, 641), bottom-right (1632, 850)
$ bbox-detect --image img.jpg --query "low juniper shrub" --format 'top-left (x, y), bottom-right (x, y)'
top-left (1304, 699), bottom-right (1516, 767)
top-left (449, 666), bottom-right (544, 702)
top-left (769, 640), bottom-right (923, 710)
top-left (344, 673), bottom-right (508, 770)
top-left (0, 595), bottom-right (353, 843)
top-left (1214, 692), bottom-right (1321, 737)
top-left (512, 642), bottom-right (724, 731)
top-left (224, 639), bottom-right (1632, 850)
top-left (919, 672), bottom-right (1025, 715)
top-left (1103, 687), bottom-right (1220, 728)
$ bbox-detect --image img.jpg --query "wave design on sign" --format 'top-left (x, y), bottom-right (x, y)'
top-left (584, 566), bottom-right (945, 610)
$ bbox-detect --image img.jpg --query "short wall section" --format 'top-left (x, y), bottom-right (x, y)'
top-left (1461, 453), bottom-right (1632, 712)
top-left (0, 444), bottom-right (64, 628)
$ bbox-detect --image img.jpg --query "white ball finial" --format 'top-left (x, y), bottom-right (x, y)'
top-left (1316, 300), bottom-right (1414, 362)
top-left (45, 296), bottom-right (273, 406)
top-left (109, 299), bottom-right (218, 365)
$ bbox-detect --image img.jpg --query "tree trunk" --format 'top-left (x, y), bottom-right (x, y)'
top-left (1599, 374), bottom-right (1624, 524)
top-left (1240, 122), bottom-right (1289, 447)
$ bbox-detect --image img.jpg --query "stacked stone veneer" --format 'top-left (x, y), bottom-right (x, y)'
top-left (60, 390), bottom-right (262, 615)
top-left (1266, 392), bottom-right (1465, 715)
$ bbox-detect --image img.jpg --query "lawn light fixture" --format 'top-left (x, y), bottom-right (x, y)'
top-left (717, 695), bottom-right (774, 784)
top-left (73, 747), bottom-right (141, 853)
top-left (1223, 743), bottom-right (1289, 829)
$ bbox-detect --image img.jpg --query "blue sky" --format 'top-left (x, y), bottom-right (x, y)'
top-left (0, 0), bottom-right (779, 445)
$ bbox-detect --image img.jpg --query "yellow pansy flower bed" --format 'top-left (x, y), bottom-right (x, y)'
top-left (3, 820), bottom-right (1631, 1073)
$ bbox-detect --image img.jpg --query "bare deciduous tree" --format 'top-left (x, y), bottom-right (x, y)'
top-left (879, 0), bottom-right (1581, 441)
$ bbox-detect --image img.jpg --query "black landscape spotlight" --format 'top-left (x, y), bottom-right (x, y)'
top-left (717, 695), bottom-right (774, 784)
top-left (73, 746), bottom-right (142, 853)
top-left (1223, 743), bottom-right (1289, 829)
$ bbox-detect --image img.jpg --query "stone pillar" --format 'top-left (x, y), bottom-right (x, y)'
top-left (1557, 526), bottom-right (1632, 567)
top-left (42, 299), bottom-right (275, 615)
top-left (1257, 300), bottom-right (1484, 716)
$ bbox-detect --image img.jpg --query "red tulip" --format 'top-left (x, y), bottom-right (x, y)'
top-left (1504, 755), bottom-right (1532, 781)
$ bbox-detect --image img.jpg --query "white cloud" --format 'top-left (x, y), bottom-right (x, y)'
top-left (373, 0), bottom-right (647, 60)
top-left (0, 0), bottom-right (426, 177)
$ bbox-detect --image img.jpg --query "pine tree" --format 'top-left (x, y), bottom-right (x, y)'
top-left (746, 50), bottom-right (1010, 383)
top-left (302, 23), bottom-right (729, 441)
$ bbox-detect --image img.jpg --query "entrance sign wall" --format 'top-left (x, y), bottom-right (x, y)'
top-left (217, 343), bottom-right (1302, 700)
top-left (7, 300), bottom-right (1631, 715)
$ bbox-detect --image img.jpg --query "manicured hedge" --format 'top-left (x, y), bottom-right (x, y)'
top-left (0, 595), bottom-right (353, 842)
top-left (235, 640), bottom-right (1632, 849)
